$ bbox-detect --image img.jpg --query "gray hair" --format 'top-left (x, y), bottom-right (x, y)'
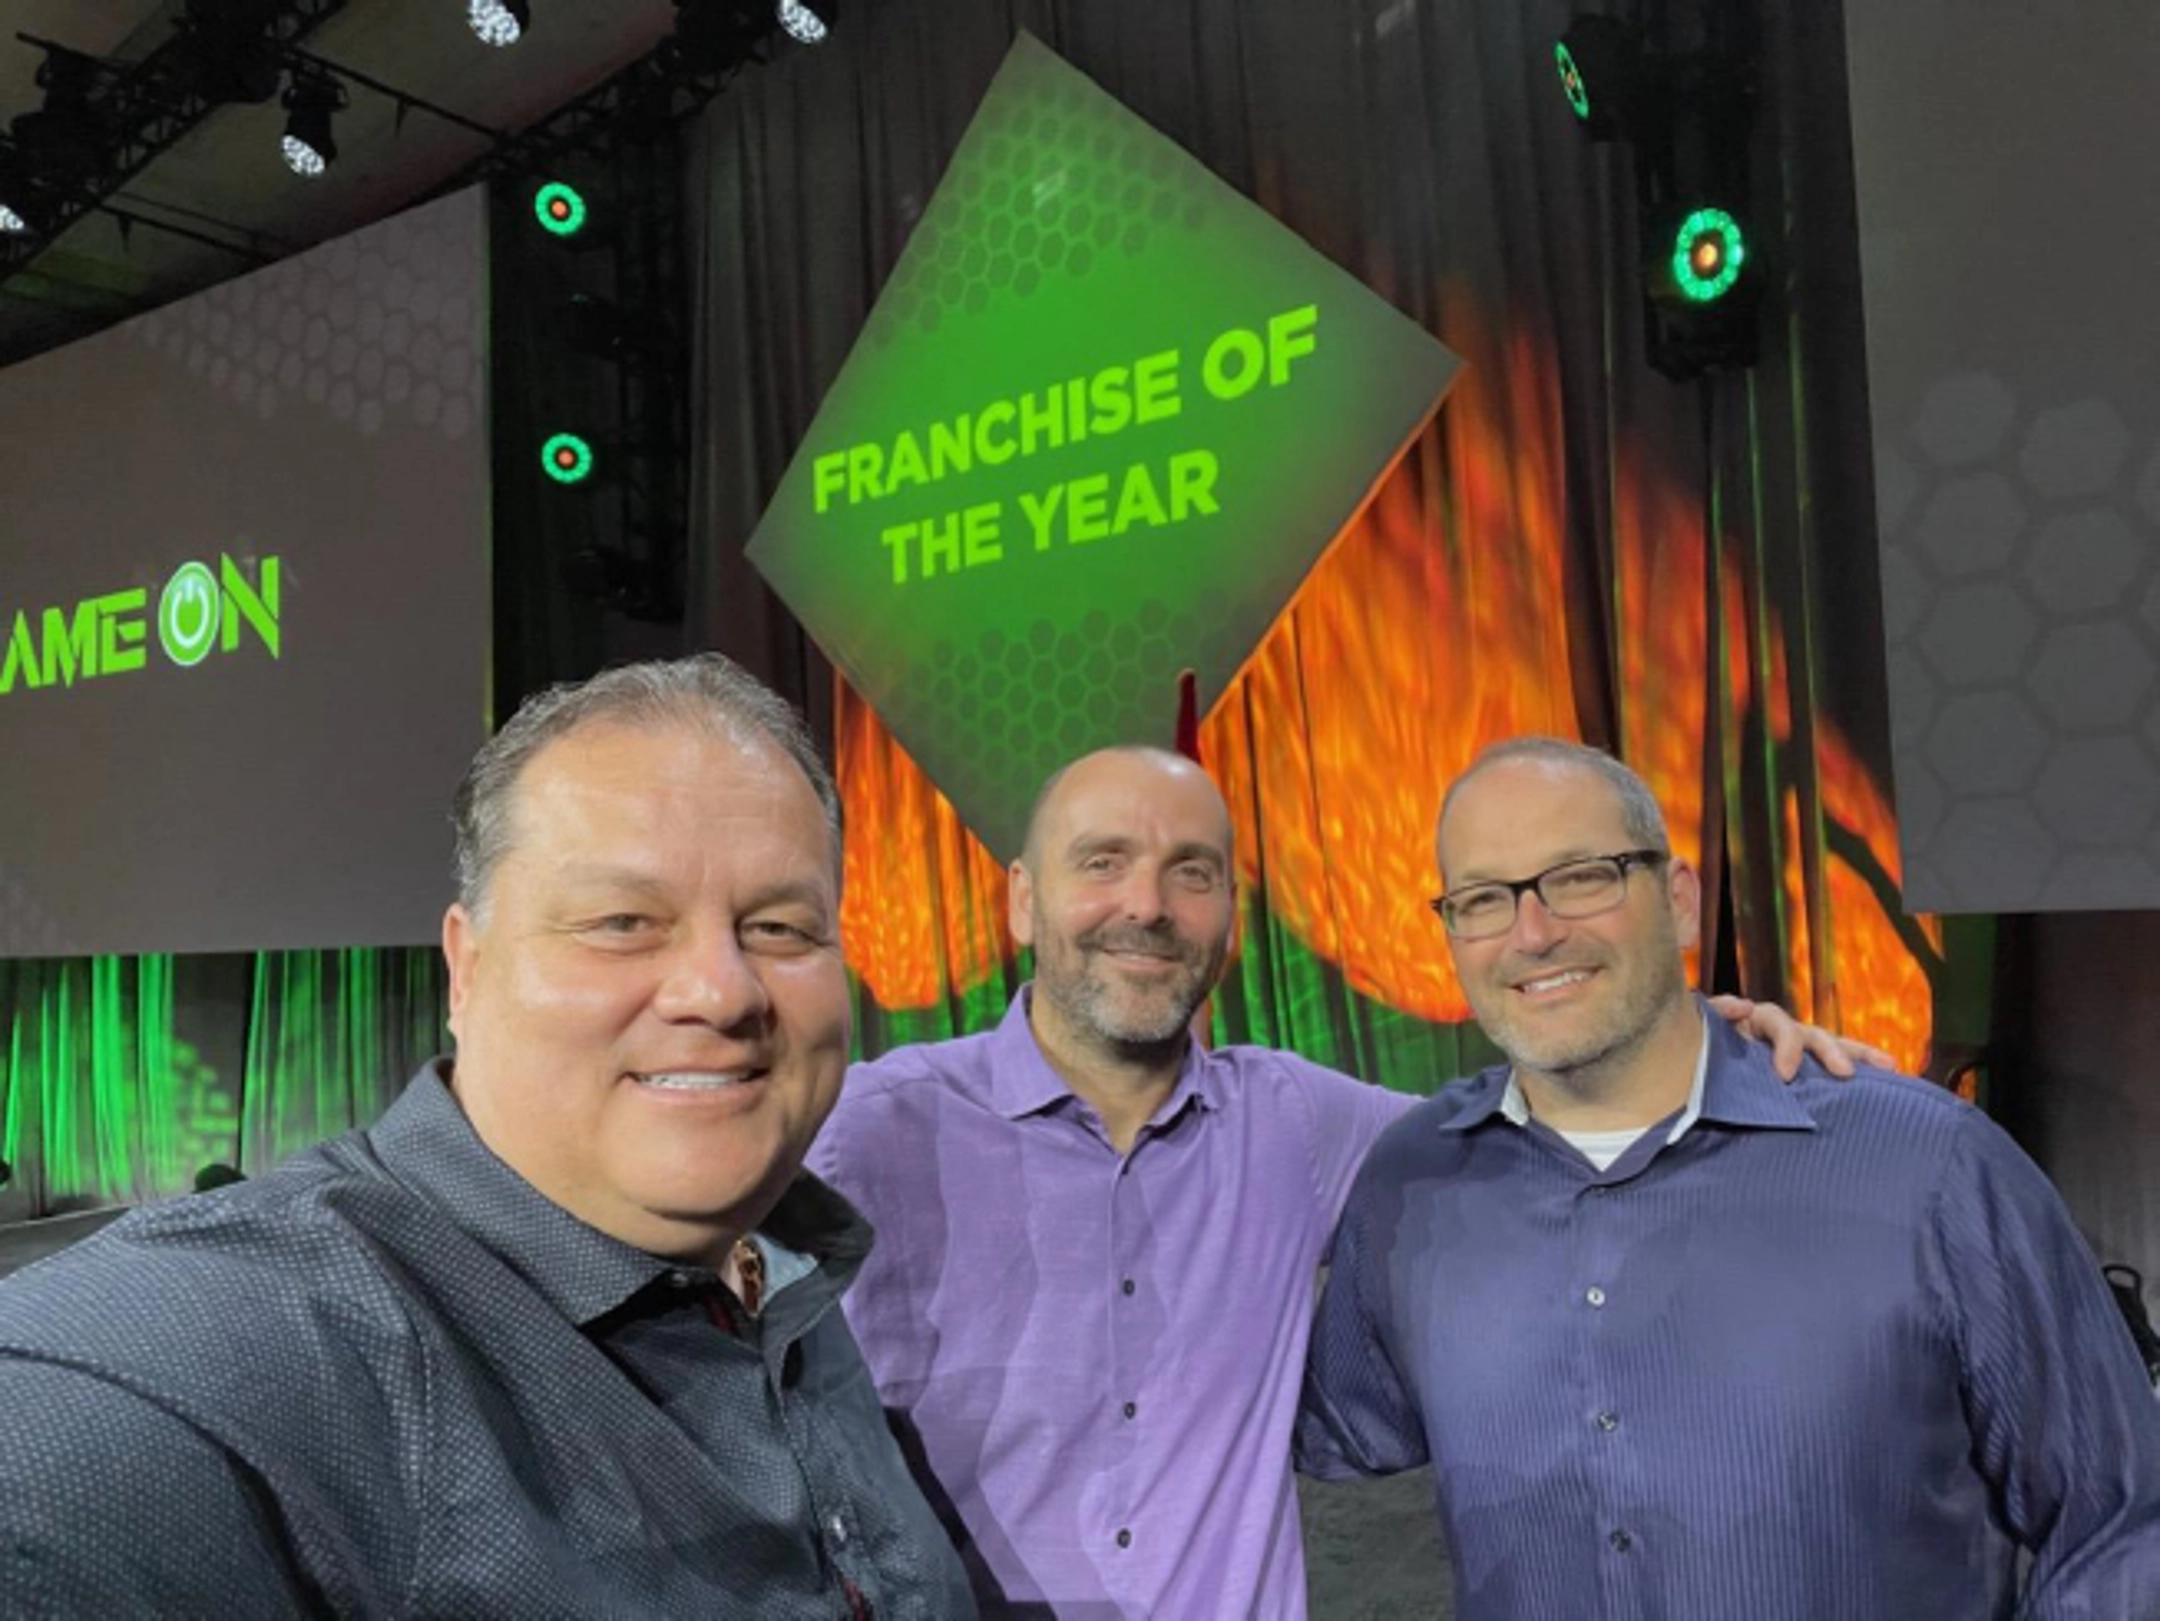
top-left (451, 653), bottom-right (842, 917)
top-left (1438, 736), bottom-right (1669, 869)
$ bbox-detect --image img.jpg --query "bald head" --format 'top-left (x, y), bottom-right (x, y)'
top-left (1021, 747), bottom-right (1234, 872)
top-left (1011, 746), bottom-right (1237, 1063)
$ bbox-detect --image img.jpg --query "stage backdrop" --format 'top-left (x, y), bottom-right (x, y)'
top-left (0, 187), bottom-right (490, 959)
top-left (1850, 0), bottom-right (2160, 913)
top-left (687, 0), bottom-right (1980, 1084)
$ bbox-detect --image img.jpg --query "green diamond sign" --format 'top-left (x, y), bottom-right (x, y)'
top-left (747, 32), bottom-right (1461, 861)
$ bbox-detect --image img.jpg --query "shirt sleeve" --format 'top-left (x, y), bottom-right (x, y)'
top-left (1927, 1109), bottom-right (2160, 1617)
top-left (1293, 1157), bottom-right (1431, 1482)
top-left (0, 1358), bottom-right (324, 1616)
top-left (1287, 1057), bottom-right (1420, 1263)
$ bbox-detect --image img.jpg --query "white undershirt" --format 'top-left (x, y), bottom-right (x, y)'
top-left (1499, 1011), bottom-right (1711, 1172)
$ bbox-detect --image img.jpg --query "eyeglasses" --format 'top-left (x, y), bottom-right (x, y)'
top-left (1430, 849), bottom-right (1668, 941)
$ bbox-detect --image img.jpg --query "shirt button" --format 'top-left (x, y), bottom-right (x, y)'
top-left (1595, 1411), bottom-right (1619, 1432)
top-left (1121, 1278), bottom-right (1136, 1296)
top-left (827, 1513), bottom-right (849, 1548)
top-left (1585, 1286), bottom-right (1607, 1308)
top-left (1116, 1528), bottom-right (1133, 1549)
top-left (666, 1270), bottom-right (692, 1289)
top-left (1122, 1401), bottom-right (1138, 1420)
top-left (1610, 1529), bottom-right (1633, 1552)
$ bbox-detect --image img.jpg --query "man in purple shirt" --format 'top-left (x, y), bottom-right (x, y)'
top-left (1297, 738), bottom-right (2160, 1618)
top-left (811, 745), bottom-right (1870, 1618)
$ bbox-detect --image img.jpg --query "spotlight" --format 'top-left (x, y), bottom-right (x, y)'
top-left (1642, 202), bottom-right (1760, 379)
top-left (1554, 16), bottom-right (1648, 142)
top-left (1664, 206), bottom-right (1746, 304)
top-left (468, 0), bottom-right (532, 47)
top-left (541, 431), bottom-right (596, 485)
top-left (280, 73), bottom-right (345, 178)
top-left (0, 147), bottom-right (41, 236)
top-left (533, 179), bottom-right (587, 237)
top-left (776, 0), bottom-right (831, 45)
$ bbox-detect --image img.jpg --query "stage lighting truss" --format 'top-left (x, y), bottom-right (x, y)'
top-left (280, 71), bottom-right (346, 177)
top-left (469, 0), bottom-right (532, 48)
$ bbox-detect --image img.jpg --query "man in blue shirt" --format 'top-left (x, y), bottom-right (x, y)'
top-left (1298, 736), bottom-right (2160, 1619)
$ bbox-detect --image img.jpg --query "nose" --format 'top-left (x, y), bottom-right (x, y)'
top-left (1507, 889), bottom-right (1567, 953)
top-left (651, 927), bottom-right (773, 1032)
top-left (1115, 869), bottom-right (1172, 926)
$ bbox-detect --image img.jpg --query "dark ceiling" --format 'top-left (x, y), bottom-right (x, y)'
top-left (0, 0), bottom-right (695, 363)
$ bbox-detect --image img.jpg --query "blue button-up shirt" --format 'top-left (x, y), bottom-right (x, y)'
top-left (1298, 1009), bottom-right (2160, 1620)
top-left (0, 1062), bottom-right (976, 1618)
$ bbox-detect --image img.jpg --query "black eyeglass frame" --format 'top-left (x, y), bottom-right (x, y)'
top-left (1429, 848), bottom-right (1669, 939)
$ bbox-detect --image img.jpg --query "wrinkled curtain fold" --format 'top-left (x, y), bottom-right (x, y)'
top-left (0, 950), bottom-right (446, 1218)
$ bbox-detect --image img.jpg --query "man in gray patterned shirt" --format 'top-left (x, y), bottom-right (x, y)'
top-left (0, 655), bottom-right (975, 1618)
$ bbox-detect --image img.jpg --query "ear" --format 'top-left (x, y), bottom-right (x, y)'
top-left (443, 903), bottom-right (482, 1038)
top-left (1666, 857), bottom-right (1703, 954)
top-left (1007, 859), bottom-right (1036, 948)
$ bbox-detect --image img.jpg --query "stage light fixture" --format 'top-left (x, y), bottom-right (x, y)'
top-left (1668, 206), bottom-right (1745, 303)
top-left (541, 431), bottom-right (596, 485)
top-left (666, 0), bottom-right (774, 76)
top-left (776, 0), bottom-right (831, 45)
top-left (177, 0), bottom-right (285, 104)
top-left (468, 0), bottom-right (532, 48)
top-left (10, 45), bottom-right (111, 181)
top-left (533, 180), bottom-right (587, 236)
top-left (280, 74), bottom-right (345, 178)
top-left (0, 149), bottom-right (36, 236)
top-left (1554, 16), bottom-right (1647, 142)
top-left (1642, 202), bottom-right (1760, 379)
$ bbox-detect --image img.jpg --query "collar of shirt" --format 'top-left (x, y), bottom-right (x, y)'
top-left (980, 986), bottom-right (1226, 1126)
top-left (374, 1060), bottom-right (866, 1328)
top-left (1443, 997), bottom-right (1820, 1141)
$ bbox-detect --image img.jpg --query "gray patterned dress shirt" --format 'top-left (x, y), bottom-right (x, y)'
top-left (0, 1062), bottom-right (976, 1619)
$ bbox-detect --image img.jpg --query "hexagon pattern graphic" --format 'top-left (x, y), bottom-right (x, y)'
top-left (747, 32), bottom-right (1460, 861)
top-left (121, 195), bottom-right (482, 443)
top-left (1880, 371), bottom-right (2160, 911)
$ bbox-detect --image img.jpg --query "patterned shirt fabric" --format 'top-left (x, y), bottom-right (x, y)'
top-left (809, 989), bottom-right (1415, 1619)
top-left (1297, 1007), bottom-right (2160, 1621)
top-left (0, 1062), bottom-right (978, 1620)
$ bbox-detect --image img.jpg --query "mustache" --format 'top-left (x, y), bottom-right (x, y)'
top-left (1081, 923), bottom-right (1200, 961)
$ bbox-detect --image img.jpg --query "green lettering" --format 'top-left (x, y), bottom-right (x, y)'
top-left (220, 557), bottom-right (280, 658)
top-left (0, 611), bottom-right (41, 694)
top-left (101, 591), bottom-right (147, 673)
top-left (38, 601), bottom-right (98, 688)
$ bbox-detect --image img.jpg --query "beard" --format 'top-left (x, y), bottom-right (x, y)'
top-left (1468, 935), bottom-right (1691, 1086)
top-left (1033, 916), bottom-right (1222, 1057)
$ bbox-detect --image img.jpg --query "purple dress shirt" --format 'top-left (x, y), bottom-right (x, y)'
top-left (809, 990), bottom-right (1414, 1618)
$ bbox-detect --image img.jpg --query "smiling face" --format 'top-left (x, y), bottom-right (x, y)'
top-left (1438, 757), bottom-right (1699, 1086)
top-left (442, 718), bottom-right (850, 1265)
top-left (1010, 749), bottom-right (1236, 1064)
